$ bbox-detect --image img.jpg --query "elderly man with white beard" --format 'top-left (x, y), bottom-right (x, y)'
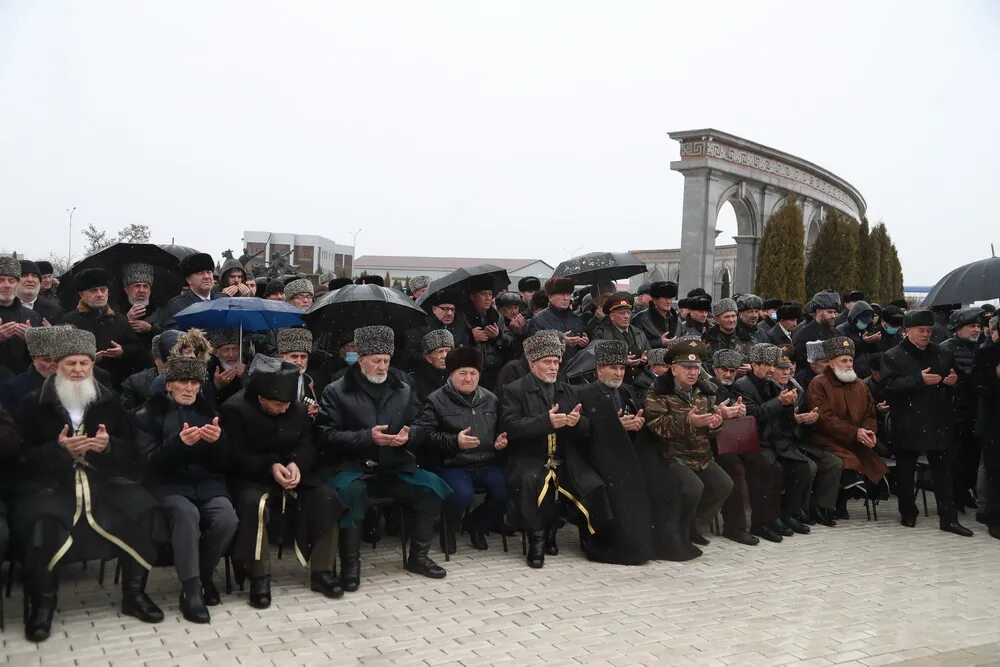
top-left (17, 260), bottom-right (63, 322)
top-left (120, 263), bottom-right (160, 362)
top-left (12, 327), bottom-right (163, 642)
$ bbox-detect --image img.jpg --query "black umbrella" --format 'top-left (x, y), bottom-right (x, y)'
top-left (552, 251), bottom-right (646, 285)
top-left (562, 341), bottom-right (598, 381)
top-left (157, 244), bottom-right (201, 262)
top-left (303, 284), bottom-right (427, 340)
top-left (57, 242), bottom-right (184, 312)
top-left (415, 264), bottom-right (511, 311)
top-left (922, 256), bottom-right (1000, 307)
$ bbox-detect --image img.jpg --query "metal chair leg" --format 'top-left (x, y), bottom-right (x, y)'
top-left (439, 508), bottom-right (450, 563)
top-left (114, 560), bottom-right (122, 585)
top-left (98, 559), bottom-right (106, 587)
top-left (224, 556), bottom-right (233, 595)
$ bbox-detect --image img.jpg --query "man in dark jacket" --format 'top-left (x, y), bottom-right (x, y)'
top-left (317, 325), bottom-right (450, 590)
top-left (405, 289), bottom-right (471, 372)
top-left (12, 328), bottom-right (163, 641)
top-left (464, 279), bottom-right (512, 391)
top-left (735, 294), bottom-right (769, 344)
top-left (500, 330), bottom-right (590, 568)
top-left (119, 262), bottom-right (161, 370)
top-left (702, 298), bottom-right (755, 373)
top-left (757, 298), bottom-right (783, 334)
top-left (0, 255), bottom-right (45, 375)
top-left (274, 327), bottom-right (324, 415)
top-left (872, 305), bottom-right (905, 368)
top-left (766, 303), bottom-right (801, 347)
top-left (223, 356), bottom-right (345, 608)
top-left (834, 300), bottom-right (880, 379)
top-left (120, 331), bottom-right (183, 413)
top-left (973, 336), bottom-right (1000, 539)
top-left (632, 347), bottom-right (670, 403)
top-left (409, 329), bottom-right (453, 406)
top-left (59, 268), bottom-right (144, 387)
top-left (218, 258), bottom-right (254, 297)
top-left (418, 347), bottom-right (507, 552)
top-left (528, 277), bottom-right (589, 364)
top-left (791, 291), bottom-right (841, 367)
top-left (632, 281), bottom-right (679, 349)
top-left (155, 253), bottom-right (221, 330)
top-left (881, 309), bottom-right (972, 536)
top-left (940, 307), bottom-right (985, 510)
top-left (134, 356), bottom-right (239, 623)
top-left (17, 260), bottom-right (63, 323)
top-left (207, 328), bottom-right (247, 406)
top-left (495, 290), bottom-right (529, 362)
top-left (834, 291), bottom-right (865, 328)
top-left (589, 291), bottom-right (650, 382)
top-left (677, 292), bottom-right (712, 338)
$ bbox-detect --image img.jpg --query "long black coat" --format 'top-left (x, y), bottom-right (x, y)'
top-left (881, 338), bottom-right (956, 452)
top-left (974, 342), bottom-right (1000, 471)
top-left (464, 306), bottom-right (513, 390)
top-left (315, 364), bottom-right (423, 475)
top-left (60, 306), bottom-right (144, 386)
top-left (154, 290), bottom-right (222, 331)
top-left (409, 360), bottom-right (447, 408)
top-left (732, 373), bottom-right (809, 464)
top-left (404, 313), bottom-right (472, 372)
top-left (766, 323), bottom-right (795, 347)
top-left (0, 299), bottom-right (44, 375)
top-left (791, 320), bottom-right (837, 369)
top-left (940, 336), bottom-right (978, 430)
top-left (632, 307), bottom-right (678, 349)
top-left (417, 381), bottom-right (502, 469)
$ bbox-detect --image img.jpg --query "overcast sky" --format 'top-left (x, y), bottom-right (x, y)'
top-left (2, 1), bottom-right (997, 285)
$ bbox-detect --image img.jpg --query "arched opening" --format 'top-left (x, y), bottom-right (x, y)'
top-left (716, 201), bottom-right (738, 246)
top-left (806, 216), bottom-right (822, 257)
top-left (716, 266), bottom-right (731, 300)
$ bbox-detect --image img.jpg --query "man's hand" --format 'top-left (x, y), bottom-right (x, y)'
top-left (285, 461), bottom-right (301, 488)
top-left (126, 304), bottom-right (147, 322)
top-left (626, 354), bottom-right (645, 367)
top-left (87, 424), bottom-right (110, 453)
top-left (494, 431), bottom-right (508, 450)
top-left (508, 314), bottom-right (526, 333)
top-left (660, 332), bottom-right (672, 347)
top-left (307, 402), bottom-right (319, 419)
top-left (371, 425), bottom-right (397, 446)
top-left (237, 283), bottom-right (254, 297)
top-left (272, 462), bottom-right (292, 487)
top-left (942, 368), bottom-right (959, 387)
top-left (921, 367), bottom-right (943, 385)
top-left (718, 397), bottom-right (745, 420)
top-left (11, 321), bottom-right (31, 340)
top-left (549, 404), bottom-right (569, 429)
top-left (856, 428), bottom-right (877, 448)
top-left (737, 363), bottom-right (751, 377)
top-left (778, 388), bottom-right (798, 406)
top-left (794, 407), bottom-right (819, 425)
top-left (484, 323), bottom-right (500, 340)
top-left (688, 405), bottom-right (719, 429)
top-left (0, 319), bottom-right (19, 341)
top-left (179, 422), bottom-right (202, 446)
top-left (862, 331), bottom-right (882, 344)
top-left (876, 400), bottom-right (890, 413)
top-left (471, 327), bottom-right (490, 342)
top-left (102, 340), bottom-right (124, 359)
top-left (214, 366), bottom-right (238, 389)
top-left (565, 403), bottom-right (583, 427)
top-left (390, 425), bottom-right (410, 447)
top-left (130, 319), bottom-right (152, 333)
top-left (57, 424), bottom-right (91, 456)
top-left (619, 409), bottom-right (645, 432)
top-left (457, 427), bottom-right (480, 450)
top-left (199, 417), bottom-right (222, 443)
top-left (221, 285), bottom-right (241, 297)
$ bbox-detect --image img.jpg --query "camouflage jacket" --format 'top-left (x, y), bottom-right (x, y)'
top-left (643, 373), bottom-right (720, 470)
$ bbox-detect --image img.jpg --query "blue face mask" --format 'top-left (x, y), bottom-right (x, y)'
top-left (884, 325), bottom-right (899, 335)
top-left (345, 351), bottom-right (359, 365)
top-left (770, 312), bottom-right (778, 321)
top-left (856, 320), bottom-right (870, 332)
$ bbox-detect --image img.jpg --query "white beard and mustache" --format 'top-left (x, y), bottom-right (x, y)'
top-left (833, 368), bottom-right (858, 383)
top-left (600, 378), bottom-right (623, 389)
top-left (19, 285), bottom-right (40, 302)
top-left (55, 375), bottom-right (98, 415)
top-left (362, 371), bottom-right (387, 385)
top-left (129, 296), bottom-right (151, 307)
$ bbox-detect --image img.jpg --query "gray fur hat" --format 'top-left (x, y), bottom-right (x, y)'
top-left (408, 275), bottom-right (431, 292)
top-left (736, 294), bottom-right (763, 312)
top-left (749, 343), bottom-right (777, 365)
top-left (594, 340), bottom-right (628, 366)
top-left (283, 278), bottom-right (314, 300)
top-left (354, 325), bottom-right (395, 357)
top-left (122, 262), bottom-right (155, 286)
top-left (164, 356), bottom-right (207, 382)
top-left (711, 298), bottom-right (738, 317)
top-left (809, 291), bottom-right (841, 312)
top-left (26, 325), bottom-right (72, 358)
top-left (277, 327), bottom-right (312, 355)
top-left (712, 348), bottom-right (744, 370)
top-left (823, 336), bottom-right (856, 360)
top-left (209, 328), bottom-right (241, 349)
top-left (990, 316), bottom-right (999, 332)
top-left (523, 330), bottom-right (564, 362)
top-left (50, 327), bottom-right (97, 360)
top-left (806, 340), bottom-right (827, 364)
top-left (0, 256), bottom-right (22, 279)
top-left (421, 328), bottom-right (454, 354)
top-left (647, 347), bottom-right (669, 366)
top-left (494, 291), bottom-right (524, 308)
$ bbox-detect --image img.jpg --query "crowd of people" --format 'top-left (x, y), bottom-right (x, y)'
top-left (0, 251), bottom-right (998, 644)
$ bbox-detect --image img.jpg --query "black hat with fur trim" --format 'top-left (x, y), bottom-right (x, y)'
top-left (776, 303), bottom-right (803, 321)
top-left (445, 346), bottom-right (484, 375)
top-left (36, 260), bottom-right (54, 276)
top-left (421, 328), bottom-right (455, 354)
top-left (543, 277), bottom-right (575, 296)
top-left (180, 252), bottom-right (215, 277)
top-left (19, 260), bottom-right (40, 277)
top-left (687, 288), bottom-right (708, 298)
top-left (688, 295), bottom-right (712, 312)
top-left (518, 276), bottom-right (541, 292)
top-left (809, 291), bottom-right (842, 312)
top-left (762, 298), bottom-right (783, 310)
top-left (594, 340), bottom-right (628, 366)
top-left (247, 355), bottom-right (300, 403)
top-left (328, 277), bottom-right (352, 290)
top-left (164, 356), bottom-right (207, 383)
top-left (354, 325), bottom-right (394, 357)
top-left (424, 288), bottom-right (463, 308)
top-left (76, 268), bottom-right (112, 291)
top-left (649, 281), bottom-right (679, 299)
top-left (888, 299), bottom-right (908, 310)
top-left (209, 328), bottom-right (241, 349)
top-left (903, 309), bottom-right (935, 328)
top-left (277, 327), bottom-right (313, 355)
top-left (822, 336), bottom-right (856, 360)
top-left (264, 278), bottom-right (285, 297)
top-left (467, 275), bottom-right (495, 294)
top-left (736, 294), bottom-right (764, 312)
top-left (523, 330), bottom-right (564, 362)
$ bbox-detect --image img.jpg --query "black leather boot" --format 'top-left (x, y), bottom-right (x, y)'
top-left (469, 530), bottom-right (488, 550)
top-left (404, 513), bottom-right (447, 579)
top-left (939, 502), bottom-right (973, 537)
top-left (180, 577), bottom-right (210, 624)
top-left (544, 525), bottom-right (560, 555)
top-left (526, 530), bottom-right (546, 568)
top-left (311, 572), bottom-right (345, 598)
top-left (750, 523), bottom-right (783, 543)
top-left (248, 576), bottom-right (271, 609)
top-left (120, 558), bottom-right (164, 623)
top-left (201, 577), bottom-right (221, 606)
top-left (339, 526), bottom-right (362, 592)
top-left (781, 514), bottom-right (811, 535)
top-left (25, 567), bottom-right (58, 643)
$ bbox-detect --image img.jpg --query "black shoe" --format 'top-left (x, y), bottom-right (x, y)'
top-left (796, 510), bottom-right (816, 526)
top-left (771, 519), bottom-right (794, 537)
top-left (310, 571), bottom-right (345, 599)
top-left (469, 531), bottom-right (488, 550)
top-left (339, 526), bottom-right (362, 592)
top-left (248, 576), bottom-right (271, 609)
top-left (812, 508), bottom-right (836, 527)
top-left (781, 515), bottom-right (811, 535)
top-left (989, 524), bottom-right (1000, 540)
top-left (940, 520), bottom-right (973, 537)
top-left (180, 580), bottom-right (210, 624)
top-left (544, 526), bottom-right (560, 555)
top-left (201, 578), bottom-right (221, 606)
top-left (527, 530), bottom-right (545, 568)
top-left (690, 531), bottom-right (710, 546)
top-left (975, 511), bottom-right (987, 525)
top-left (723, 529), bottom-right (759, 546)
top-left (900, 515), bottom-right (917, 528)
top-left (25, 593), bottom-right (57, 642)
top-left (750, 524), bottom-right (783, 543)
top-left (404, 513), bottom-right (447, 579)
top-left (835, 505), bottom-right (850, 521)
top-left (121, 560), bottom-right (164, 623)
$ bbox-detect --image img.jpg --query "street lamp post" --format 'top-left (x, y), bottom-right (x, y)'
top-left (67, 207), bottom-right (77, 264)
top-left (351, 228), bottom-right (363, 275)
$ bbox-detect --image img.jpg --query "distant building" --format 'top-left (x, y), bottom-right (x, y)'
top-left (242, 232), bottom-right (353, 275)
top-left (629, 245), bottom-right (737, 300)
top-left (353, 255), bottom-right (554, 289)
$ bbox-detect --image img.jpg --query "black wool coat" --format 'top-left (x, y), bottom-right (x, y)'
top-left (60, 306), bottom-right (144, 386)
top-left (417, 381), bottom-right (502, 470)
top-left (732, 372), bottom-right (809, 463)
top-left (880, 338), bottom-right (956, 452)
top-left (0, 299), bottom-right (44, 375)
top-left (632, 307), bottom-right (678, 349)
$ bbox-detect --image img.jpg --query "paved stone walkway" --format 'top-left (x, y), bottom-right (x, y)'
top-left (2, 499), bottom-right (998, 666)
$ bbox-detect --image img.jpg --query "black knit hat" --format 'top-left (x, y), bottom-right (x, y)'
top-left (76, 268), bottom-right (112, 291)
top-left (445, 347), bottom-right (484, 375)
top-left (180, 252), bottom-right (215, 277)
top-left (264, 278), bottom-right (285, 297)
top-left (19, 260), bottom-right (40, 277)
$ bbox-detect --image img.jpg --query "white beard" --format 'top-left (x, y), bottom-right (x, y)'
top-left (362, 371), bottom-right (387, 384)
top-left (129, 296), bottom-right (151, 307)
top-left (600, 378), bottom-right (623, 389)
top-left (833, 368), bottom-right (858, 383)
top-left (718, 378), bottom-right (734, 386)
top-left (18, 285), bottom-right (40, 303)
top-left (55, 375), bottom-right (98, 416)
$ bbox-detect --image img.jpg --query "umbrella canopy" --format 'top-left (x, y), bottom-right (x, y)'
top-left (416, 264), bottom-right (511, 311)
top-left (562, 341), bottom-right (599, 380)
top-left (304, 284), bottom-right (427, 338)
top-left (57, 242), bottom-right (184, 312)
top-left (552, 251), bottom-right (646, 285)
top-left (174, 297), bottom-right (303, 332)
top-left (157, 244), bottom-right (202, 262)
top-left (922, 256), bottom-right (1000, 307)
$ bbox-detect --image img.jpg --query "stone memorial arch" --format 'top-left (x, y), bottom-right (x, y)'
top-left (669, 129), bottom-right (867, 295)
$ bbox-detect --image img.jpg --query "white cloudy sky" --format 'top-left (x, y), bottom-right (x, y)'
top-left (2, 1), bottom-right (997, 285)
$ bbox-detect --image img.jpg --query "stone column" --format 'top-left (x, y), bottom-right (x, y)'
top-left (732, 235), bottom-right (758, 293)
top-left (677, 168), bottom-right (729, 293)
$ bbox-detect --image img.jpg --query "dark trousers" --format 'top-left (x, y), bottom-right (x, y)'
top-left (778, 459), bottom-right (814, 516)
top-left (674, 460), bottom-right (734, 534)
top-left (437, 465), bottom-right (507, 532)
top-left (895, 450), bottom-right (956, 522)
top-left (716, 453), bottom-right (778, 533)
top-left (953, 430), bottom-right (981, 501)
top-left (340, 475), bottom-right (443, 528)
top-left (161, 495), bottom-right (239, 582)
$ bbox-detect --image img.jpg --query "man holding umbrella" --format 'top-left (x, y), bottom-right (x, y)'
top-left (157, 253), bottom-right (221, 330)
top-left (589, 291), bottom-right (650, 381)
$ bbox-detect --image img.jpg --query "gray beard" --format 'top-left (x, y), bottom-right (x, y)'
top-left (129, 296), bottom-right (150, 307)
top-left (718, 378), bottom-right (734, 386)
top-left (834, 368), bottom-right (858, 383)
top-left (362, 371), bottom-right (387, 384)
top-left (18, 286), bottom-right (40, 303)
top-left (600, 378), bottom-right (623, 389)
top-left (55, 375), bottom-right (98, 415)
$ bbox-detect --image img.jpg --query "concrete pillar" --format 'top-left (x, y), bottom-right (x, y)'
top-left (732, 235), bottom-right (758, 293)
top-left (677, 168), bottom-right (729, 293)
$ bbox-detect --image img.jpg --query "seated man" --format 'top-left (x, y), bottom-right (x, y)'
top-left (276, 327), bottom-right (322, 415)
top-left (632, 347), bottom-right (669, 403)
top-left (418, 347), bottom-right (508, 552)
top-left (644, 339), bottom-right (741, 546)
top-left (119, 330), bottom-right (182, 413)
top-left (805, 336), bottom-right (888, 518)
top-left (223, 356), bottom-right (345, 608)
top-left (208, 328), bottom-right (247, 405)
top-left (317, 325), bottom-right (450, 590)
top-left (709, 349), bottom-right (782, 545)
top-left (410, 329), bottom-right (453, 406)
top-left (589, 291), bottom-right (650, 381)
top-left (12, 328), bottom-right (163, 642)
top-left (134, 355), bottom-right (238, 624)
top-left (500, 330), bottom-right (590, 568)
